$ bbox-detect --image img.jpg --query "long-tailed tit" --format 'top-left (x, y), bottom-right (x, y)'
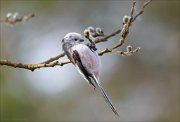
top-left (62, 32), bottom-right (119, 116)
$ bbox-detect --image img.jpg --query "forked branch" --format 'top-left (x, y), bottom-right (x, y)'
top-left (0, 0), bottom-right (152, 71)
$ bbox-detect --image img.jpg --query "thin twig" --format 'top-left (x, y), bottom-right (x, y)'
top-left (40, 53), bottom-right (65, 64)
top-left (132, 0), bottom-right (152, 22)
top-left (0, 13), bottom-right (35, 24)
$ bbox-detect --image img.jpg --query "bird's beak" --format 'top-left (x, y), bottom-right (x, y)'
top-left (80, 39), bottom-right (84, 42)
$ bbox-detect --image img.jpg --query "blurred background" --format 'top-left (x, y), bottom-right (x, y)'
top-left (0, 0), bottom-right (179, 121)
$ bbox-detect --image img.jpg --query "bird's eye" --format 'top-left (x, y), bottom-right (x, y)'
top-left (74, 38), bottom-right (78, 41)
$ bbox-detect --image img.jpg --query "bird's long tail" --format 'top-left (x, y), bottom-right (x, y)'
top-left (91, 75), bottom-right (119, 116)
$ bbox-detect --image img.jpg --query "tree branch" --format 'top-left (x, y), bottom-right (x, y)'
top-left (0, 0), bottom-right (152, 71)
top-left (0, 60), bottom-right (70, 71)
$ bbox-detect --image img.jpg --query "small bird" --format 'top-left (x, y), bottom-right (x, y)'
top-left (62, 32), bottom-right (119, 116)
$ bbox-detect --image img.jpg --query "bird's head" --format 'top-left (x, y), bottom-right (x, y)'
top-left (62, 32), bottom-right (84, 50)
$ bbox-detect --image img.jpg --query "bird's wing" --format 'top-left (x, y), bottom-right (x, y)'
top-left (72, 44), bottom-right (100, 79)
top-left (72, 44), bottom-right (119, 116)
top-left (73, 49), bottom-right (96, 88)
